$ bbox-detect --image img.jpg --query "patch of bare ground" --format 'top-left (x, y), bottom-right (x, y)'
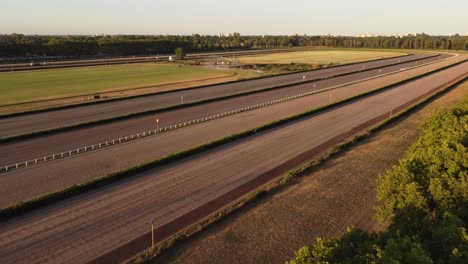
top-left (148, 81), bottom-right (468, 264)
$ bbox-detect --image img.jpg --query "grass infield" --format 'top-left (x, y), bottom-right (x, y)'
top-left (0, 63), bottom-right (233, 105)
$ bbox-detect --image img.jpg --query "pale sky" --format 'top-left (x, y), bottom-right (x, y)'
top-left (0, 0), bottom-right (467, 36)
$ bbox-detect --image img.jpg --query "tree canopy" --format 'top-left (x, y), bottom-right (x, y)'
top-left (0, 33), bottom-right (467, 58)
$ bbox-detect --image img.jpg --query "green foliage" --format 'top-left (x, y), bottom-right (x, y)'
top-left (287, 229), bottom-right (381, 264)
top-left (377, 98), bottom-right (468, 221)
top-left (287, 96), bottom-right (468, 264)
top-left (174, 47), bottom-right (186, 60)
top-left (381, 235), bottom-right (433, 264)
top-left (1, 33), bottom-right (467, 58)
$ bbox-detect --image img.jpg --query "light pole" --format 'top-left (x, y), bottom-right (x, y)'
top-left (151, 220), bottom-right (155, 250)
top-left (156, 118), bottom-right (159, 131)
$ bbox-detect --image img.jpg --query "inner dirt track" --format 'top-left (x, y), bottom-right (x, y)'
top-left (0, 54), bottom-right (463, 208)
top-left (0, 54), bottom-right (449, 168)
top-left (0, 53), bottom-right (436, 139)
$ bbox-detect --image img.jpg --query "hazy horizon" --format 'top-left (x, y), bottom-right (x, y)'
top-left (1, 0), bottom-right (467, 36)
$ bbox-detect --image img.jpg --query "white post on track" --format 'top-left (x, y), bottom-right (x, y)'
top-left (151, 220), bottom-right (155, 250)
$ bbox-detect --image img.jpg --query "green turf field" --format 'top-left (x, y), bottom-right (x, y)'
top-left (237, 50), bottom-right (404, 65)
top-left (0, 63), bottom-right (233, 105)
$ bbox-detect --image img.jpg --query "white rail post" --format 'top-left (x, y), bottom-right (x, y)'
top-left (151, 220), bottom-right (155, 250)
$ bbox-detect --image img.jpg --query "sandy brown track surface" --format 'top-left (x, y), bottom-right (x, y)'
top-left (0, 56), bottom-right (465, 209)
top-left (0, 60), bottom-right (466, 263)
top-left (158, 82), bottom-right (468, 264)
top-left (0, 54), bottom-right (453, 167)
top-left (0, 53), bottom-right (434, 139)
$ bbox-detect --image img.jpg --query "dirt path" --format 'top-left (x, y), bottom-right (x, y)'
top-left (154, 81), bottom-right (468, 264)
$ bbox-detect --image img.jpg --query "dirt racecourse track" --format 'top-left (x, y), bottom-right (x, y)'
top-left (0, 53), bottom-right (434, 139)
top-left (156, 82), bottom-right (468, 264)
top-left (0, 55), bottom-right (464, 208)
top-left (0, 56), bottom-right (466, 263)
top-left (0, 54), bottom-right (452, 167)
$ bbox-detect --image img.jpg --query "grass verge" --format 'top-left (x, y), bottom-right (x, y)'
top-left (0, 58), bottom-right (464, 223)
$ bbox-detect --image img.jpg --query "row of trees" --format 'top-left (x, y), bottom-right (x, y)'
top-left (288, 97), bottom-right (468, 263)
top-left (0, 33), bottom-right (467, 58)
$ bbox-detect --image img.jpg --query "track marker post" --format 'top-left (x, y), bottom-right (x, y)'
top-left (151, 220), bottom-right (155, 250)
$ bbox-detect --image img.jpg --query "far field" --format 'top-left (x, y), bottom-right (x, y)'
top-left (0, 63), bottom-right (235, 105)
top-left (237, 50), bottom-right (404, 65)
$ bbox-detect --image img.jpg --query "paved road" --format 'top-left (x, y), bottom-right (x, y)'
top-left (0, 60), bottom-right (465, 264)
top-left (0, 53), bottom-right (436, 139)
top-left (0, 54), bottom-right (451, 166)
top-left (0, 56), bottom-right (465, 208)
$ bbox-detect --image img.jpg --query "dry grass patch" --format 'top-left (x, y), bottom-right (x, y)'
top-left (237, 50), bottom-right (403, 65)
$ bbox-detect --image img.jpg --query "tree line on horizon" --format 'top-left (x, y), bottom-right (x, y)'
top-left (0, 33), bottom-right (467, 58)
